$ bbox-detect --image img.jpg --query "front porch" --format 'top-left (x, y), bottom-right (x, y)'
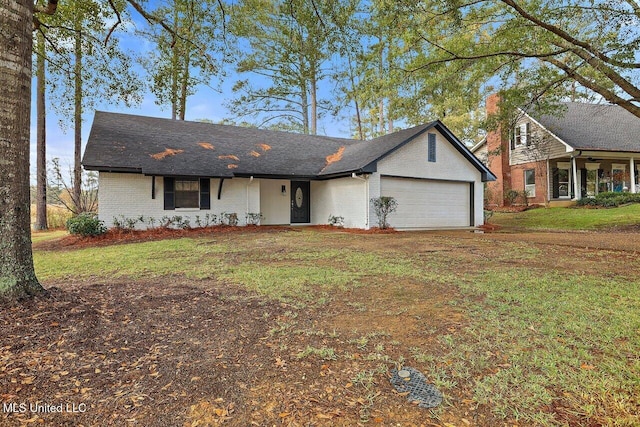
top-left (547, 153), bottom-right (640, 202)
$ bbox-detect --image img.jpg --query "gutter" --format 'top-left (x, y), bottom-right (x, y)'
top-left (351, 173), bottom-right (369, 229)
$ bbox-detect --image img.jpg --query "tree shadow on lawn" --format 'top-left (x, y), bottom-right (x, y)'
top-left (0, 273), bottom-right (501, 426)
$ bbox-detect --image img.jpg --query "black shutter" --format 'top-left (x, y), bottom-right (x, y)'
top-left (164, 177), bottom-right (175, 210)
top-left (200, 178), bottom-right (211, 210)
top-left (580, 169), bottom-right (587, 198)
top-left (552, 168), bottom-right (559, 199)
top-left (525, 122), bottom-right (531, 146)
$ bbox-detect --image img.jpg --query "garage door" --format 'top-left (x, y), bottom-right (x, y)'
top-left (380, 177), bottom-right (472, 229)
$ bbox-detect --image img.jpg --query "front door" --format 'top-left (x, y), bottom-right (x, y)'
top-left (290, 181), bottom-right (310, 223)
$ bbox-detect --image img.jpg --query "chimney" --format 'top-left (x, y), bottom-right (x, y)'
top-left (485, 93), bottom-right (510, 207)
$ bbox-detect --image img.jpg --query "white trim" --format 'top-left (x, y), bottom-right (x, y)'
top-left (631, 158), bottom-right (637, 193)
top-left (585, 162), bottom-right (600, 171)
top-left (517, 108), bottom-right (575, 153)
top-left (572, 157), bottom-right (579, 200)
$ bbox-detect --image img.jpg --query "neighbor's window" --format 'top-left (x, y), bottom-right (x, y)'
top-left (428, 133), bottom-right (436, 162)
top-left (524, 169), bottom-right (535, 197)
top-left (175, 179), bottom-right (199, 208)
top-left (513, 123), bottom-right (531, 146)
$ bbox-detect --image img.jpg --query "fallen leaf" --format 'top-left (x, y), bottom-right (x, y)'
top-left (581, 363), bottom-right (596, 370)
top-left (278, 412), bottom-right (290, 418)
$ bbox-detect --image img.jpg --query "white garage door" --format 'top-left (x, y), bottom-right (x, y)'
top-left (380, 177), bottom-right (472, 229)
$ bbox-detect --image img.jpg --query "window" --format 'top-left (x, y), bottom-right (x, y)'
top-left (175, 179), bottom-right (199, 208)
top-left (524, 169), bottom-right (535, 197)
top-left (513, 123), bottom-right (530, 147)
top-left (428, 133), bottom-right (436, 162)
top-left (557, 168), bottom-right (570, 197)
top-left (612, 164), bottom-right (627, 192)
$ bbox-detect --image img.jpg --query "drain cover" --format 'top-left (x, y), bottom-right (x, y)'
top-left (390, 367), bottom-right (443, 409)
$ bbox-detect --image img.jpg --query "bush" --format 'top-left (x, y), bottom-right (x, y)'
top-left (328, 214), bottom-right (344, 227)
top-left (576, 192), bottom-right (640, 207)
top-left (221, 212), bottom-right (238, 226)
top-left (245, 212), bottom-right (263, 225)
top-left (371, 196), bottom-right (398, 229)
top-left (66, 213), bottom-right (107, 237)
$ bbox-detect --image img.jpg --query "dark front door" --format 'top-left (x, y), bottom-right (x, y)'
top-left (290, 181), bottom-right (310, 223)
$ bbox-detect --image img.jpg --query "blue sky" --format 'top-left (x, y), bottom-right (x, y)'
top-left (28, 4), bottom-right (353, 184)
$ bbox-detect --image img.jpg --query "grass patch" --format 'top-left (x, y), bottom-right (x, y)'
top-left (32, 228), bottom-right (640, 425)
top-left (31, 229), bottom-right (68, 243)
top-left (446, 268), bottom-right (640, 424)
top-left (491, 204), bottom-right (640, 230)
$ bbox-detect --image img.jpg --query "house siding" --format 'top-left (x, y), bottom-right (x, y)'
top-left (376, 130), bottom-right (485, 227)
top-left (259, 180), bottom-right (290, 225)
top-left (510, 117), bottom-right (571, 165)
top-left (98, 172), bottom-right (260, 228)
top-left (311, 177), bottom-right (368, 229)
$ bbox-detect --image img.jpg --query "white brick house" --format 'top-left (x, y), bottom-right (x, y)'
top-left (82, 112), bottom-right (494, 230)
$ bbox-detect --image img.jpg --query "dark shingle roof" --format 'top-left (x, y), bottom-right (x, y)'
top-left (82, 111), bottom-right (494, 180)
top-left (532, 103), bottom-right (640, 152)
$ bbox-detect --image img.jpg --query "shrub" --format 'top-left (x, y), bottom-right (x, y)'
top-left (328, 214), bottom-right (344, 227)
top-left (66, 213), bottom-right (107, 237)
top-left (370, 196), bottom-right (398, 229)
top-left (576, 192), bottom-right (640, 207)
top-left (504, 189), bottom-right (520, 205)
top-left (245, 212), bottom-right (263, 225)
top-left (221, 212), bottom-right (238, 226)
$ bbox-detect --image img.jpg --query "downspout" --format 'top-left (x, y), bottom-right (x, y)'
top-left (571, 150), bottom-right (582, 200)
top-left (351, 172), bottom-right (369, 228)
top-left (246, 176), bottom-right (254, 223)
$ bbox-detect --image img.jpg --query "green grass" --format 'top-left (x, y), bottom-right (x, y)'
top-left (439, 268), bottom-right (640, 425)
top-left (31, 229), bottom-right (68, 243)
top-left (491, 204), bottom-right (640, 230)
top-left (32, 228), bottom-right (640, 425)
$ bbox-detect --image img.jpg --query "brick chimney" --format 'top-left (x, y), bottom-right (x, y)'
top-left (485, 93), bottom-right (510, 207)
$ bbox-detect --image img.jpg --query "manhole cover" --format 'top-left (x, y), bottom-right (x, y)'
top-left (390, 367), bottom-right (443, 409)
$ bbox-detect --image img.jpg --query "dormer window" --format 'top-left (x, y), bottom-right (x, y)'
top-left (512, 122), bottom-right (531, 147)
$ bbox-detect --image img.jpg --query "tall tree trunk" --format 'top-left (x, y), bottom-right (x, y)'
top-left (310, 71), bottom-right (317, 135)
top-left (35, 30), bottom-right (48, 230)
top-left (73, 19), bottom-right (83, 211)
top-left (378, 40), bottom-right (384, 135)
top-left (0, 0), bottom-right (46, 299)
top-left (179, 53), bottom-right (190, 120)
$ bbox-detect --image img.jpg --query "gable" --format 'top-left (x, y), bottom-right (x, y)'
top-left (509, 115), bottom-right (572, 165)
top-left (377, 128), bottom-right (483, 182)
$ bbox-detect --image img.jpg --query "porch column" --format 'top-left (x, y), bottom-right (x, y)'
top-left (631, 158), bottom-right (637, 193)
top-left (571, 156), bottom-right (579, 200)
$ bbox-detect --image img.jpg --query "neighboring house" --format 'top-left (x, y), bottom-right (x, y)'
top-left (82, 111), bottom-right (495, 230)
top-left (474, 94), bottom-right (640, 207)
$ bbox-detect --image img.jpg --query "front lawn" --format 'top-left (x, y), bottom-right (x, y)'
top-left (2, 228), bottom-right (638, 426)
top-left (490, 203), bottom-right (640, 230)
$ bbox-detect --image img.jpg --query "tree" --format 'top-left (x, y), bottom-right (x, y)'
top-left (138, 0), bottom-right (226, 120)
top-left (35, 28), bottom-right (48, 230)
top-left (44, 0), bottom-right (142, 211)
top-left (0, 0), bottom-right (213, 301)
top-left (0, 0), bottom-right (52, 299)
top-left (399, 0), bottom-right (640, 119)
top-left (228, 0), bottom-right (355, 134)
